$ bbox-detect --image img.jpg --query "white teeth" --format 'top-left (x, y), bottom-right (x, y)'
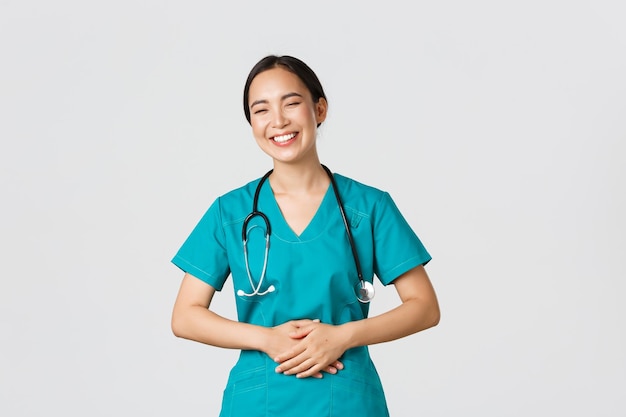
top-left (273, 133), bottom-right (296, 143)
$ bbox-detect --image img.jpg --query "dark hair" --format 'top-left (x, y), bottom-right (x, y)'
top-left (243, 55), bottom-right (327, 127)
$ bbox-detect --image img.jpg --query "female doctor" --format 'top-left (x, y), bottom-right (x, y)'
top-left (171, 55), bottom-right (440, 416)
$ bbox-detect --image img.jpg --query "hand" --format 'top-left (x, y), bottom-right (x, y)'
top-left (274, 322), bottom-right (348, 379)
top-left (264, 319), bottom-right (341, 378)
top-left (264, 319), bottom-right (312, 360)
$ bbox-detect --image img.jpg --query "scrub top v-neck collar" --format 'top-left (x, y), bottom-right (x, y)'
top-left (258, 179), bottom-right (335, 243)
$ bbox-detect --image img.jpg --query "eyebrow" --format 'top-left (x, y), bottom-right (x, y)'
top-left (250, 92), bottom-right (304, 108)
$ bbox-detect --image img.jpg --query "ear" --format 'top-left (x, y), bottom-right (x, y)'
top-left (315, 97), bottom-right (328, 125)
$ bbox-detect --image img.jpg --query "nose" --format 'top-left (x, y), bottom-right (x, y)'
top-left (271, 109), bottom-right (288, 128)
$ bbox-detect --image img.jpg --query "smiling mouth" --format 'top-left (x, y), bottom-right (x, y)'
top-left (272, 132), bottom-right (297, 143)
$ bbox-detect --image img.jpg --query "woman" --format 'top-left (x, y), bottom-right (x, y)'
top-left (171, 55), bottom-right (440, 416)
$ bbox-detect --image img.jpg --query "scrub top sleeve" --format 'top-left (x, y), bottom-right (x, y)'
top-left (171, 197), bottom-right (230, 291)
top-left (373, 192), bottom-right (431, 285)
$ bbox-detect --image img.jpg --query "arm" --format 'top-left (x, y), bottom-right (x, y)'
top-left (342, 264), bottom-right (440, 346)
top-left (171, 273), bottom-right (343, 377)
top-left (274, 265), bottom-right (439, 377)
top-left (171, 273), bottom-right (269, 350)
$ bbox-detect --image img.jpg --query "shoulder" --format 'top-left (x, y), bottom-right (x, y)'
top-left (209, 177), bottom-right (264, 224)
top-left (219, 177), bottom-right (260, 203)
top-left (332, 173), bottom-right (389, 212)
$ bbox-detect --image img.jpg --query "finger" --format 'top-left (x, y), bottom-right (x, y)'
top-left (292, 371), bottom-right (323, 379)
top-left (286, 357), bottom-right (328, 379)
top-left (274, 349), bottom-right (307, 372)
top-left (274, 344), bottom-right (305, 364)
top-left (278, 355), bottom-right (314, 376)
top-left (273, 348), bottom-right (295, 364)
top-left (289, 318), bottom-right (320, 328)
top-left (275, 356), bottom-right (300, 374)
top-left (296, 360), bottom-right (325, 379)
top-left (323, 365), bottom-right (338, 374)
top-left (323, 360), bottom-right (344, 374)
top-left (288, 327), bottom-right (314, 339)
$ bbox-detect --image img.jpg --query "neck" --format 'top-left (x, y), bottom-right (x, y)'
top-left (269, 159), bottom-right (329, 194)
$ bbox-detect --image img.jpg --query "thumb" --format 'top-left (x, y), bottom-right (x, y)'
top-left (291, 318), bottom-right (320, 327)
top-left (289, 319), bottom-right (320, 339)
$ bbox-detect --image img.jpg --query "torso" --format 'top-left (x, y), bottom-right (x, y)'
top-left (220, 174), bottom-right (389, 416)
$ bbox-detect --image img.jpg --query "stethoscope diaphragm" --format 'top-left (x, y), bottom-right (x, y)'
top-left (356, 280), bottom-right (375, 303)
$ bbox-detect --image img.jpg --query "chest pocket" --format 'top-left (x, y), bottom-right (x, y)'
top-left (347, 207), bottom-right (364, 229)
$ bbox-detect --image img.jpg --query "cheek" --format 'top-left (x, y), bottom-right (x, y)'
top-left (296, 106), bottom-right (318, 125)
top-left (250, 120), bottom-right (266, 139)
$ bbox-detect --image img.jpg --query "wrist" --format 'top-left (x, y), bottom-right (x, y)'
top-left (339, 321), bottom-right (358, 350)
top-left (256, 325), bottom-right (273, 353)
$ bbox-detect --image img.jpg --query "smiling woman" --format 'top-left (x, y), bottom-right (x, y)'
top-left (247, 63), bottom-right (327, 166)
top-left (170, 55), bottom-right (440, 417)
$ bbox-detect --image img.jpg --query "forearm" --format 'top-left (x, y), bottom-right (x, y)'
top-left (341, 295), bottom-right (440, 349)
top-left (171, 305), bottom-right (269, 351)
top-left (273, 297), bottom-right (438, 378)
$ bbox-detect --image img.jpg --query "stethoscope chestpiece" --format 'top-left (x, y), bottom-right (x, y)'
top-left (355, 280), bottom-right (375, 303)
top-left (237, 284), bottom-right (275, 297)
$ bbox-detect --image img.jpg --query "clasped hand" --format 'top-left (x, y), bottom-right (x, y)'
top-left (266, 319), bottom-right (348, 379)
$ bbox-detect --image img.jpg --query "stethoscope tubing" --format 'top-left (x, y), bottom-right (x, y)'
top-left (321, 164), bottom-right (364, 283)
top-left (242, 168), bottom-right (273, 242)
top-left (239, 164), bottom-right (373, 302)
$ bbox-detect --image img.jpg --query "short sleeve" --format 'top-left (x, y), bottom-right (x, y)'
top-left (171, 198), bottom-right (231, 290)
top-left (373, 192), bottom-right (431, 285)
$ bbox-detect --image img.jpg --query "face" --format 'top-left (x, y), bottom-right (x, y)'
top-left (247, 67), bottom-right (327, 166)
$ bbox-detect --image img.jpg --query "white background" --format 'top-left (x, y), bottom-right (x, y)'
top-left (1, 1), bottom-right (625, 416)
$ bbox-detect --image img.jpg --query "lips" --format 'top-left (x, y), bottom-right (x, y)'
top-left (272, 132), bottom-right (297, 143)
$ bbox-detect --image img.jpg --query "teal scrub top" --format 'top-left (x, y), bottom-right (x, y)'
top-left (172, 172), bottom-right (431, 417)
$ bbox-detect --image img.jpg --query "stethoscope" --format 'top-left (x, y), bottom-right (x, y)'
top-left (237, 164), bottom-right (375, 303)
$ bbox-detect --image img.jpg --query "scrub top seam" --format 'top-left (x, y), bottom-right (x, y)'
top-left (171, 255), bottom-right (224, 287)
top-left (378, 255), bottom-right (431, 284)
top-left (270, 219), bottom-right (333, 244)
top-left (343, 205), bottom-right (371, 220)
top-left (222, 215), bottom-right (248, 229)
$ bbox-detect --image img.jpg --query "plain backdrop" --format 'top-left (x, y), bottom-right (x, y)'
top-left (1, 1), bottom-right (625, 416)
